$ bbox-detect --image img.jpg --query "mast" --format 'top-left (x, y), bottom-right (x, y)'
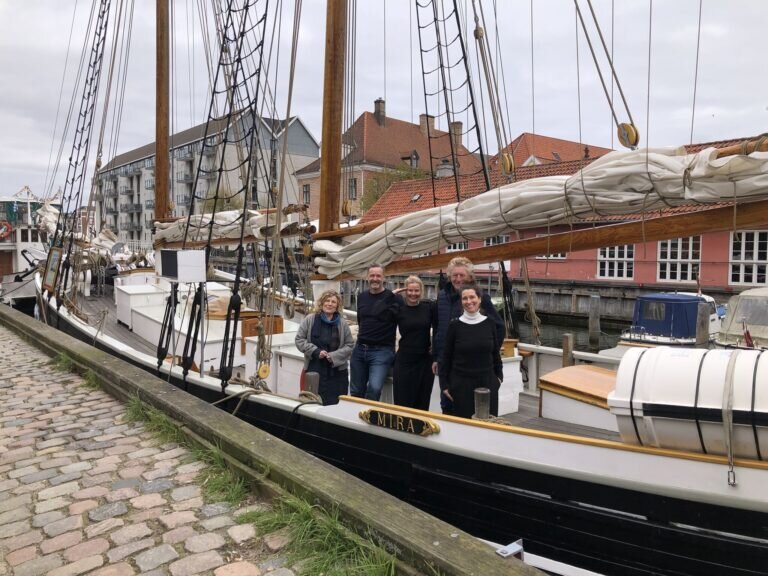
top-left (318, 0), bottom-right (347, 233)
top-left (155, 0), bottom-right (170, 221)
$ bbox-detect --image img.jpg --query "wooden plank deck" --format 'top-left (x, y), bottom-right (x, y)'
top-left (78, 291), bottom-right (157, 356)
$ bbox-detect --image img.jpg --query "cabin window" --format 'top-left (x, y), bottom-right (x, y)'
top-left (730, 230), bottom-right (768, 285)
top-left (533, 234), bottom-right (566, 259)
top-left (347, 178), bottom-right (357, 200)
top-left (658, 236), bottom-right (700, 283)
top-left (302, 184), bottom-right (310, 205)
top-left (21, 229), bottom-right (29, 242)
top-left (641, 301), bottom-right (666, 321)
top-left (597, 244), bottom-right (634, 279)
top-left (447, 241), bottom-right (469, 252)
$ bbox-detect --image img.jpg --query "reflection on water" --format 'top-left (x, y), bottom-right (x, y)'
top-left (515, 321), bottom-right (621, 353)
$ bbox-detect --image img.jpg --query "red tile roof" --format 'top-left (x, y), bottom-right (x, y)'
top-left (493, 132), bottom-right (613, 167)
top-left (361, 157), bottom-right (598, 222)
top-left (296, 111), bottom-right (482, 176)
top-left (361, 134), bottom-right (756, 224)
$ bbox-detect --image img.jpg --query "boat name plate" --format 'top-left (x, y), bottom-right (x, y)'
top-left (359, 408), bottom-right (440, 436)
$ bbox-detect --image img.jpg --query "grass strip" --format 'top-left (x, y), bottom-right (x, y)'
top-left (240, 494), bottom-right (396, 576)
top-left (125, 394), bottom-right (247, 505)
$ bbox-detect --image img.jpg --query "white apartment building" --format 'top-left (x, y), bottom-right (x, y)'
top-left (93, 114), bottom-right (319, 250)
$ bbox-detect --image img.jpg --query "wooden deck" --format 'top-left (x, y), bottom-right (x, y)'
top-left (77, 289), bottom-right (620, 442)
top-left (78, 291), bottom-right (157, 356)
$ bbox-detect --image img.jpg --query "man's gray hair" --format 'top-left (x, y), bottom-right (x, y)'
top-left (446, 256), bottom-right (475, 280)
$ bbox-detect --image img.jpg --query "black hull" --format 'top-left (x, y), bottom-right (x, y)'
top-left (45, 307), bottom-right (768, 576)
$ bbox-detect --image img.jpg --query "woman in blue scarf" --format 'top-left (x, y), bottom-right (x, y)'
top-left (295, 289), bottom-right (355, 405)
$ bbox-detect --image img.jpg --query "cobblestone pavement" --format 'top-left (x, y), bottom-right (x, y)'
top-left (0, 326), bottom-right (295, 576)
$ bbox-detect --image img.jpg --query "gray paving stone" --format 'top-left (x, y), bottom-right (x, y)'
top-left (13, 554), bottom-right (63, 576)
top-left (85, 517), bottom-right (125, 538)
top-left (0, 519), bottom-right (30, 538)
top-left (257, 558), bottom-right (287, 572)
top-left (111, 478), bottom-right (141, 490)
top-left (43, 514), bottom-right (83, 537)
top-left (110, 522), bottom-right (153, 546)
top-left (135, 544), bottom-right (179, 572)
top-left (59, 461), bottom-right (92, 474)
top-left (140, 479), bottom-right (175, 494)
top-left (184, 532), bottom-right (225, 553)
top-left (88, 502), bottom-right (128, 522)
top-left (170, 485), bottom-right (200, 502)
top-left (47, 555), bottom-right (103, 576)
top-left (18, 469), bottom-right (58, 484)
top-left (34, 497), bottom-right (71, 514)
top-left (199, 503), bottom-right (230, 518)
top-left (49, 472), bottom-right (83, 486)
top-left (0, 493), bottom-right (31, 514)
top-left (169, 551), bottom-right (224, 576)
top-left (38, 481), bottom-right (80, 501)
top-left (267, 569), bottom-right (295, 576)
top-left (107, 537), bottom-right (155, 563)
top-left (0, 506), bottom-right (31, 525)
top-left (31, 510), bottom-right (66, 528)
top-left (200, 515), bottom-right (234, 531)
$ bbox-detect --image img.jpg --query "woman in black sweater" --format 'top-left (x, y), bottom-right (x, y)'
top-left (439, 285), bottom-right (503, 418)
top-left (393, 276), bottom-right (436, 410)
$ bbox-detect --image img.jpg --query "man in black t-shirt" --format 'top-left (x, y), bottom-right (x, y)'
top-left (350, 264), bottom-right (403, 401)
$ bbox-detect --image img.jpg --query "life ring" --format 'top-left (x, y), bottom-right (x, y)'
top-left (0, 221), bottom-right (12, 240)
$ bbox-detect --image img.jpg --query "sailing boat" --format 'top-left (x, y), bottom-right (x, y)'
top-left (35, 2), bottom-right (768, 575)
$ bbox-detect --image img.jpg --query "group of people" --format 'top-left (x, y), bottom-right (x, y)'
top-left (294, 257), bottom-right (505, 419)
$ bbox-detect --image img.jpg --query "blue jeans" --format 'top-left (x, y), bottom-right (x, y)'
top-left (350, 344), bottom-right (394, 401)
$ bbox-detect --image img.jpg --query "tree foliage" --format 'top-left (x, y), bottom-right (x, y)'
top-left (201, 185), bottom-right (244, 213)
top-left (360, 165), bottom-right (428, 214)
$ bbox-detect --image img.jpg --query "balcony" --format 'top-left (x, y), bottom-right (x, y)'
top-left (104, 190), bottom-right (118, 198)
top-left (144, 179), bottom-right (155, 190)
top-left (126, 164), bottom-right (143, 176)
top-left (145, 200), bottom-right (155, 209)
top-left (106, 207), bottom-right (118, 215)
top-left (119, 222), bottom-right (130, 231)
top-left (176, 172), bottom-right (192, 183)
top-left (177, 196), bottom-right (191, 206)
top-left (175, 148), bottom-right (194, 161)
top-left (119, 186), bottom-right (133, 195)
top-left (127, 203), bottom-right (142, 213)
top-left (129, 222), bottom-right (142, 231)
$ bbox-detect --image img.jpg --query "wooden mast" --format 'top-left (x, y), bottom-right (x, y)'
top-left (154, 0), bottom-right (170, 221)
top-left (318, 0), bottom-right (347, 233)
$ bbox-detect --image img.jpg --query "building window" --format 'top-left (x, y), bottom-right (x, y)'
top-left (302, 184), bottom-right (310, 205)
top-left (730, 230), bottom-right (768, 285)
top-left (484, 235), bottom-right (510, 247)
top-left (658, 236), bottom-right (700, 282)
top-left (597, 244), bottom-right (634, 279)
top-left (348, 178), bottom-right (357, 200)
top-left (532, 234), bottom-right (566, 259)
top-left (447, 241), bottom-right (469, 252)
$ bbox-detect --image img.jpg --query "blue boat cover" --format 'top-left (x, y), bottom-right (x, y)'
top-left (632, 293), bottom-right (704, 339)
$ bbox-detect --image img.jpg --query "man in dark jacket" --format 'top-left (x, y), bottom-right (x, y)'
top-left (432, 257), bottom-right (505, 414)
top-left (350, 263), bottom-right (403, 400)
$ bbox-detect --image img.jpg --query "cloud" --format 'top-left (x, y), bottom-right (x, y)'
top-left (1, 0), bottom-right (766, 199)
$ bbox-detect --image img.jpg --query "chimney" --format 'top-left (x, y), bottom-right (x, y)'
top-left (435, 158), bottom-right (455, 178)
top-left (449, 121), bottom-right (463, 149)
top-left (374, 98), bottom-right (386, 126)
top-left (419, 114), bottom-right (435, 136)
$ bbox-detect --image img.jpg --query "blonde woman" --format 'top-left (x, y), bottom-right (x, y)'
top-left (393, 275), bottom-right (436, 410)
top-left (295, 289), bottom-right (354, 405)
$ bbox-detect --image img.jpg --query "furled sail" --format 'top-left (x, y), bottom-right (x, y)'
top-left (314, 146), bottom-right (768, 278)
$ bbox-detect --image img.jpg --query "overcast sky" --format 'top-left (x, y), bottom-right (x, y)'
top-left (1, 0), bottom-right (766, 200)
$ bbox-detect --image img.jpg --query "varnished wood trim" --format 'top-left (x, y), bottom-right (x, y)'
top-left (340, 396), bottom-right (768, 469)
top-left (539, 383), bottom-right (610, 410)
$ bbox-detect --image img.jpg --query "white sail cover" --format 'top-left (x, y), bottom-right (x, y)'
top-left (153, 209), bottom-right (301, 244)
top-left (314, 146), bottom-right (768, 278)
